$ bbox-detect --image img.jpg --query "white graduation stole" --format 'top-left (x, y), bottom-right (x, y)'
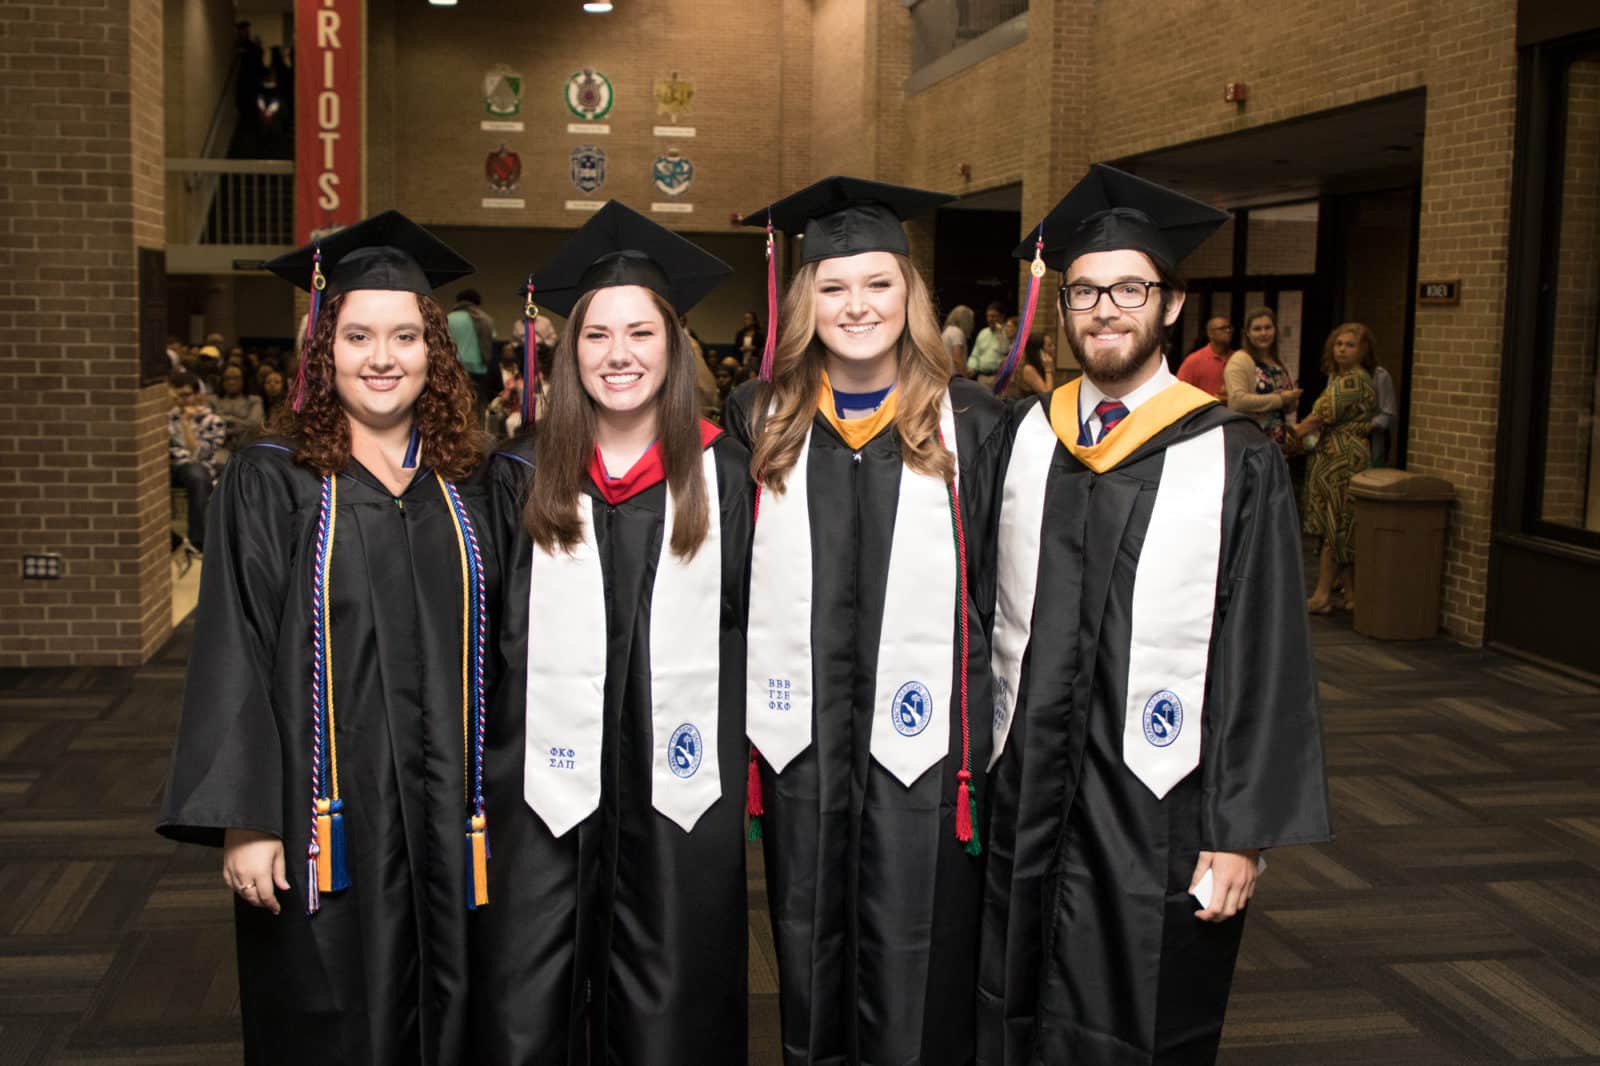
top-left (747, 392), bottom-right (959, 786)
top-left (1122, 427), bottom-right (1225, 798)
top-left (524, 449), bottom-right (723, 836)
top-left (988, 404), bottom-right (1055, 770)
top-left (990, 417), bottom-right (1227, 798)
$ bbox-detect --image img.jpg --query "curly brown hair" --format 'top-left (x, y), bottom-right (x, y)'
top-left (268, 291), bottom-right (486, 480)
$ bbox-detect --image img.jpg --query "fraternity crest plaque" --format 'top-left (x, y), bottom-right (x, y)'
top-left (565, 68), bottom-right (615, 121)
top-left (570, 144), bottom-right (608, 194)
top-left (653, 72), bottom-right (694, 121)
top-left (651, 147), bottom-right (693, 197)
top-left (484, 65), bottom-right (522, 117)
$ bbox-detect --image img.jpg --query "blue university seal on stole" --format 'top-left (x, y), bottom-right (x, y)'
top-left (1142, 690), bottom-right (1183, 747)
top-left (892, 680), bottom-right (934, 737)
top-left (668, 722), bottom-right (703, 779)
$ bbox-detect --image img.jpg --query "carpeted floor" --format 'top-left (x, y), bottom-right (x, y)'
top-left (1, 608), bottom-right (1596, 1064)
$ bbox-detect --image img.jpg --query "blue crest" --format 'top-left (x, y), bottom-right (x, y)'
top-left (891, 680), bottom-right (934, 738)
top-left (651, 151), bottom-right (694, 197)
top-left (668, 722), bottom-right (703, 779)
top-left (570, 145), bottom-right (607, 194)
top-left (1141, 690), bottom-right (1183, 747)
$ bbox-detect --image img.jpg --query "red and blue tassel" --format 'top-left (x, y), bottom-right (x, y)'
top-left (992, 227), bottom-right (1045, 398)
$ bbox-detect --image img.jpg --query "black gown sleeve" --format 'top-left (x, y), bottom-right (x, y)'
top-left (1201, 429), bottom-right (1333, 851)
top-left (157, 449), bottom-right (298, 846)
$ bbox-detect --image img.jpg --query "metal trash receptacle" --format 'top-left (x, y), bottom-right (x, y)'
top-left (1349, 469), bottom-right (1455, 640)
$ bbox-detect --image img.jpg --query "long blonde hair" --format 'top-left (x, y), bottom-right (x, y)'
top-left (749, 254), bottom-right (955, 492)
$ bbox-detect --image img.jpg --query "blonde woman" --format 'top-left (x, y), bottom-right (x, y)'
top-left (731, 177), bottom-right (1006, 1066)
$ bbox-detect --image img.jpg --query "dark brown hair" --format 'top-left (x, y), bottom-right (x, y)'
top-left (523, 287), bottom-right (711, 559)
top-left (1322, 321), bottom-right (1377, 374)
top-left (749, 254), bottom-right (955, 492)
top-left (268, 291), bottom-right (483, 480)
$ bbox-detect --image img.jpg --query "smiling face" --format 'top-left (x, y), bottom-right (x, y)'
top-left (1247, 313), bottom-right (1276, 351)
top-left (1061, 249), bottom-right (1183, 390)
top-left (331, 289), bottom-right (429, 432)
top-left (811, 251), bottom-right (907, 386)
top-left (575, 284), bottom-right (669, 428)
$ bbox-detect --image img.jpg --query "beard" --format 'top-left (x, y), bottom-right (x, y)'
top-left (1064, 308), bottom-right (1167, 389)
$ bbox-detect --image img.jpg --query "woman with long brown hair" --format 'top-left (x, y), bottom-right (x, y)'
top-left (730, 177), bottom-right (1007, 1066)
top-left (1224, 305), bottom-right (1303, 454)
top-left (158, 212), bottom-right (497, 1065)
top-left (471, 202), bottom-right (752, 1065)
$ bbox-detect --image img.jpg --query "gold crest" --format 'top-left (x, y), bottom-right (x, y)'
top-left (654, 72), bottom-right (695, 119)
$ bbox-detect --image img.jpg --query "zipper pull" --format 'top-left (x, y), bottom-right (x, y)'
top-left (394, 496), bottom-right (405, 511)
top-left (852, 451), bottom-right (862, 465)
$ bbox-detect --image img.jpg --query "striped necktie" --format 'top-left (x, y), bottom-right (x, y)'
top-left (1094, 400), bottom-right (1129, 443)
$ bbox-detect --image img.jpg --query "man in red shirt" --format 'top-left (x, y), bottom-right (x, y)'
top-left (1177, 316), bottom-right (1232, 398)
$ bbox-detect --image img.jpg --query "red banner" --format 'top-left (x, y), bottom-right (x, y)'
top-left (295, 0), bottom-right (361, 244)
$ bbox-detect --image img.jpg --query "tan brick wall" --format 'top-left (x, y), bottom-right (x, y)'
top-left (0, 0), bottom-right (171, 667)
top-left (1088, 0), bottom-right (1428, 163)
top-left (1406, 0), bottom-right (1519, 644)
top-left (366, 0), bottom-right (799, 235)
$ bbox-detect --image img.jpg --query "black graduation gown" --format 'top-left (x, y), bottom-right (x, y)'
top-left (471, 432), bottom-right (754, 1066)
top-left (977, 397), bottom-right (1333, 1066)
top-left (157, 439), bottom-right (500, 1066)
top-left (724, 377), bottom-right (1007, 1066)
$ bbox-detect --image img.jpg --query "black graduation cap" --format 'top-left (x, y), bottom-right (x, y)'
top-left (741, 176), bottom-right (953, 263)
top-left (530, 201), bottom-right (733, 318)
top-left (265, 210), bottom-right (474, 298)
top-left (1015, 164), bottom-right (1229, 272)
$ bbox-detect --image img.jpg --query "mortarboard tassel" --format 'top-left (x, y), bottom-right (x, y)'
top-left (292, 245), bottom-right (325, 413)
top-left (466, 814), bottom-right (490, 909)
top-left (402, 426), bottom-right (420, 469)
top-left (758, 216), bottom-right (778, 382)
top-left (522, 277), bottom-right (539, 426)
top-left (746, 747), bottom-right (765, 841)
top-left (992, 228), bottom-right (1045, 397)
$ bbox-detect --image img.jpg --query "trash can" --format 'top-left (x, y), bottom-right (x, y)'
top-left (1349, 469), bottom-right (1455, 639)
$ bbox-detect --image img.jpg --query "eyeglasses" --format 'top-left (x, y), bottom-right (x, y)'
top-left (1060, 280), bottom-right (1167, 312)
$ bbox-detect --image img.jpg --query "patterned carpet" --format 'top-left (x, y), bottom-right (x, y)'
top-left (1, 611), bottom-right (1596, 1065)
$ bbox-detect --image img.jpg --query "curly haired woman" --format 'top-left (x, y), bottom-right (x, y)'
top-left (159, 212), bottom-right (498, 1066)
top-left (1297, 323), bottom-right (1379, 613)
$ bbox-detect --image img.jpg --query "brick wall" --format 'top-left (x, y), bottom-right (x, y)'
top-left (1405, 0), bottom-right (1519, 643)
top-left (366, 0), bottom-right (797, 235)
top-left (0, 0), bottom-right (171, 667)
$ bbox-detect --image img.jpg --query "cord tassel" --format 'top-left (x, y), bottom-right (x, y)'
top-left (315, 797), bottom-right (350, 892)
top-left (746, 747), bottom-right (765, 840)
top-left (993, 228), bottom-right (1045, 396)
top-left (306, 854), bottom-right (320, 913)
top-left (758, 216), bottom-right (778, 382)
top-left (956, 769), bottom-right (981, 854)
top-left (466, 815), bottom-right (490, 909)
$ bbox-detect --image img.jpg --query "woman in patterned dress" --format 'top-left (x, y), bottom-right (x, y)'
top-left (1296, 323), bottom-right (1379, 613)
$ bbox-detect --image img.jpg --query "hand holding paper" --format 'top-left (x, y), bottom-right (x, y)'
top-left (1190, 850), bottom-right (1265, 922)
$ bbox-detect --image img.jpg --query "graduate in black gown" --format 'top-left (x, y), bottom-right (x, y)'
top-left (977, 166), bottom-right (1332, 1066)
top-left (727, 177), bottom-right (1007, 1066)
top-left (158, 212), bottom-right (498, 1066)
top-left (472, 202), bottom-right (753, 1065)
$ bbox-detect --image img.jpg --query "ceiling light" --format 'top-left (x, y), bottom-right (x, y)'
top-left (583, 1), bottom-right (614, 11)
top-left (428, 0), bottom-right (458, 6)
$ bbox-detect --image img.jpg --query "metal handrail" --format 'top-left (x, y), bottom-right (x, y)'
top-left (166, 159), bottom-right (295, 174)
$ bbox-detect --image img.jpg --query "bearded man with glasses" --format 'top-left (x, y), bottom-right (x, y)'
top-left (976, 166), bottom-right (1331, 1066)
